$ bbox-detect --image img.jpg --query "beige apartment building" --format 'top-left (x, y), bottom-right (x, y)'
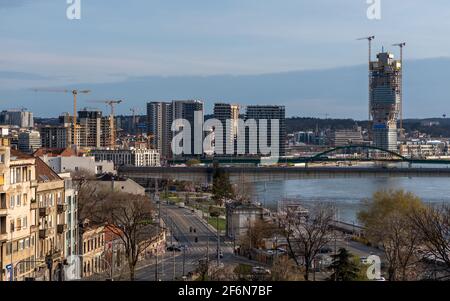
top-left (79, 221), bottom-right (106, 278)
top-left (32, 158), bottom-right (67, 281)
top-left (0, 140), bottom-right (38, 281)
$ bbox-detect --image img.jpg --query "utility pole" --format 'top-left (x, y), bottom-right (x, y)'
top-left (155, 179), bottom-right (160, 281)
top-left (216, 215), bottom-right (221, 267)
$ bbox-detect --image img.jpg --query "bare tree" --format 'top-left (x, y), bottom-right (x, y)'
top-left (280, 203), bottom-right (334, 281)
top-left (79, 190), bottom-right (159, 280)
top-left (409, 205), bottom-right (450, 276)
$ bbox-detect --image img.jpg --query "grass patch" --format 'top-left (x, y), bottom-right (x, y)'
top-left (208, 217), bottom-right (226, 231)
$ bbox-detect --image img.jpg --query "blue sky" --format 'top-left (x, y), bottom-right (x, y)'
top-left (1, 0), bottom-right (450, 117)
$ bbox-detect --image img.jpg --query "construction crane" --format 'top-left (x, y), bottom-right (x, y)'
top-left (88, 99), bottom-right (123, 148)
top-left (357, 35), bottom-right (375, 138)
top-left (32, 88), bottom-right (91, 148)
top-left (392, 42), bottom-right (406, 131)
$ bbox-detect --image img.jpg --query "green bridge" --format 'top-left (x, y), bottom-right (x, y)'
top-left (168, 145), bottom-right (450, 165)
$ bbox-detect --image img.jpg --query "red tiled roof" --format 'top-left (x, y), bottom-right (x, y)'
top-left (33, 147), bottom-right (78, 157)
top-left (35, 157), bottom-right (62, 182)
top-left (10, 149), bottom-right (34, 160)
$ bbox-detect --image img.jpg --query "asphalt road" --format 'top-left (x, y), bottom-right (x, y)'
top-left (135, 203), bottom-right (235, 281)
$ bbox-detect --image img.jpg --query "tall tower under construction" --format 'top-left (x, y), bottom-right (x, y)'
top-left (370, 51), bottom-right (402, 151)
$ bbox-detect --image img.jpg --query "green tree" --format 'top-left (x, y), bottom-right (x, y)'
top-left (358, 190), bottom-right (425, 281)
top-left (327, 248), bottom-right (360, 281)
top-left (211, 163), bottom-right (234, 206)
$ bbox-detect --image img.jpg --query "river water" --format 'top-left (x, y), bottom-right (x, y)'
top-left (252, 176), bottom-right (450, 225)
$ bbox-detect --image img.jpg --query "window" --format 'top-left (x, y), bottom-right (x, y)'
top-left (23, 194), bottom-right (28, 205)
top-left (16, 218), bottom-right (21, 231)
top-left (9, 195), bottom-right (14, 209)
top-left (18, 239), bottom-right (24, 251)
top-left (10, 220), bottom-right (14, 232)
top-left (25, 238), bottom-right (30, 248)
top-left (22, 216), bottom-right (27, 228)
top-left (16, 194), bottom-right (21, 207)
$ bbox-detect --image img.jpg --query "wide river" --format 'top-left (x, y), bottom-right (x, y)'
top-left (252, 176), bottom-right (450, 225)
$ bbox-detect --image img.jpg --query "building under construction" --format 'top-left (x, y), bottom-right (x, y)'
top-left (370, 51), bottom-right (402, 151)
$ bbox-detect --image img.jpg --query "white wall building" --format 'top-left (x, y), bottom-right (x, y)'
top-left (90, 148), bottom-right (160, 168)
top-left (40, 155), bottom-right (115, 175)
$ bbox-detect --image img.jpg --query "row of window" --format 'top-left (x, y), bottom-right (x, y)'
top-left (10, 166), bottom-right (32, 184)
top-left (5, 236), bottom-right (35, 255)
top-left (8, 193), bottom-right (28, 209)
top-left (38, 191), bottom-right (63, 207)
top-left (83, 234), bottom-right (105, 254)
top-left (10, 216), bottom-right (28, 232)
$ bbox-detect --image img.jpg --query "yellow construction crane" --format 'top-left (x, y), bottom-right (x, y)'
top-left (32, 88), bottom-right (91, 148)
top-left (88, 99), bottom-right (123, 148)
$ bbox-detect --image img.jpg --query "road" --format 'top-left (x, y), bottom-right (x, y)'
top-left (135, 203), bottom-right (250, 281)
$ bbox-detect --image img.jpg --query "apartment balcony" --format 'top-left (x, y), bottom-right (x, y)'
top-left (39, 228), bottom-right (54, 239)
top-left (39, 207), bottom-right (51, 217)
top-left (30, 199), bottom-right (38, 210)
top-left (57, 204), bottom-right (68, 214)
top-left (57, 224), bottom-right (67, 234)
top-left (0, 232), bottom-right (7, 242)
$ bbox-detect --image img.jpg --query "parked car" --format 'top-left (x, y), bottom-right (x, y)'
top-left (319, 247), bottom-right (333, 254)
top-left (252, 266), bottom-right (271, 275)
top-left (167, 245), bottom-right (181, 252)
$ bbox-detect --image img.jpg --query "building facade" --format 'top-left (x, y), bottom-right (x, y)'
top-left (39, 125), bottom-right (70, 149)
top-left (0, 110), bottom-right (34, 128)
top-left (147, 102), bottom-right (173, 159)
top-left (0, 144), bottom-right (37, 281)
top-left (213, 103), bottom-right (240, 155)
top-left (33, 158), bottom-right (66, 281)
top-left (18, 130), bottom-right (42, 154)
top-left (244, 105), bottom-right (286, 157)
top-left (90, 148), bottom-right (160, 168)
top-left (370, 52), bottom-right (402, 151)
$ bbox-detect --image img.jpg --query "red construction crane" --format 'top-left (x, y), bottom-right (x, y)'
top-left (32, 88), bottom-right (91, 148)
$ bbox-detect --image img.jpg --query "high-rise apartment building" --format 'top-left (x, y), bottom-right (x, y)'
top-left (245, 105), bottom-right (286, 157)
top-left (0, 110), bottom-right (34, 128)
top-left (18, 130), bottom-right (42, 154)
top-left (370, 51), bottom-right (401, 151)
top-left (39, 125), bottom-right (70, 149)
top-left (147, 102), bottom-right (173, 158)
top-left (147, 100), bottom-right (204, 159)
top-left (213, 103), bottom-right (240, 155)
top-left (57, 110), bottom-right (112, 149)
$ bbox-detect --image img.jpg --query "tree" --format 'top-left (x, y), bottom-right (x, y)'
top-left (270, 256), bottom-right (304, 281)
top-left (211, 163), bottom-right (234, 206)
top-left (327, 248), bottom-right (360, 281)
top-left (239, 219), bottom-right (280, 252)
top-left (79, 190), bottom-right (159, 281)
top-left (280, 203), bottom-right (334, 281)
top-left (358, 190), bottom-right (425, 281)
top-left (409, 204), bottom-right (450, 277)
